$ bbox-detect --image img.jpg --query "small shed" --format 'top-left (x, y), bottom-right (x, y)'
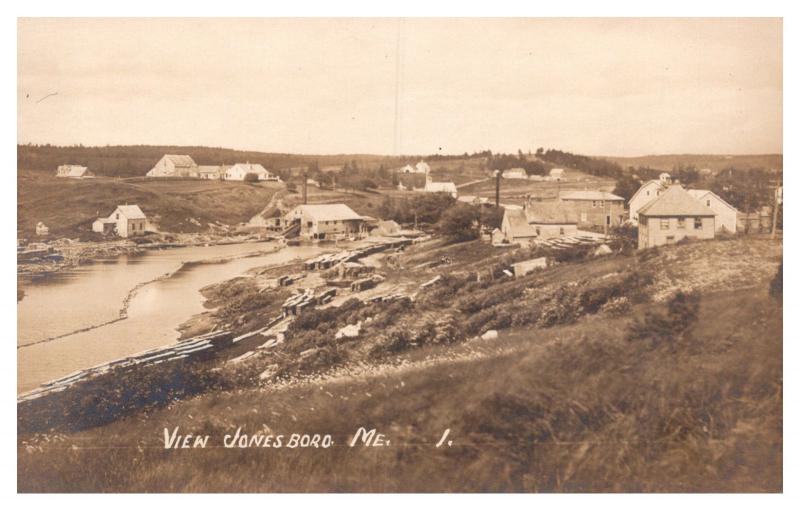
top-left (512, 257), bottom-right (547, 277)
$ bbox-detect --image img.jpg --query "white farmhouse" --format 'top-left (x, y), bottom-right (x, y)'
top-left (424, 176), bottom-right (458, 198)
top-left (549, 168), bottom-right (565, 181)
top-left (146, 155), bottom-right (198, 177)
top-left (628, 172), bottom-right (672, 222)
top-left (502, 168), bottom-right (528, 179)
top-left (56, 165), bottom-right (94, 178)
top-left (92, 205), bottom-right (147, 238)
top-left (223, 163), bottom-right (280, 181)
top-left (400, 161), bottom-right (430, 174)
top-left (687, 189), bottom-right (738, 233)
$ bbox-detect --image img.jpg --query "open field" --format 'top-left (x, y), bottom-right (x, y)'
top-left (18, 237), bottom-right (782, 492)
top-left (18, 170), bottom-right (286, 238)
top-left (602, 154), bottom-right (783, 173)
top-left (458, 168), bottom-right (616, 206)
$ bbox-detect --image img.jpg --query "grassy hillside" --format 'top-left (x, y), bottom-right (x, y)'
top-left (602, 154), bottom-right (783, 173)
top-left (18, 238), bottom-right (782, 492)
top-left (17, 170), bottom-right (285, 238)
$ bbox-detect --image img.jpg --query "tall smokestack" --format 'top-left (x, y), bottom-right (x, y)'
top-left (494, 170), bottom-right (500, 207)
top-left (302, 169), bottom-right (308, 204)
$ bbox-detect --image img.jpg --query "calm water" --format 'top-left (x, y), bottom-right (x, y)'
top-left (17, 242), bottom-right (329, 393)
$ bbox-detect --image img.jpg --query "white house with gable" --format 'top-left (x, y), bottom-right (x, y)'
top-left (687, 189), bottom-right (738, 233)
top-left (628, 172), bottom-right (672, 222)
top-left (93, 205), bottom-right (148, 238)
top-left (423, 174), bottom-right (457, 198)
top-left (223, 163), bottom-right (280, 181)
top-left (56, 165), bottom-right (94, 178)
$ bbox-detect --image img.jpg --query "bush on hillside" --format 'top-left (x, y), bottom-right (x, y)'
top-left (770, 262), bottom-right (782, 299)
top-left (627, 290), bottom-right (700, 349)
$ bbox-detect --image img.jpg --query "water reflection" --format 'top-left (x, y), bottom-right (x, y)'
top-left (17, 242), bottom-right (329, 393)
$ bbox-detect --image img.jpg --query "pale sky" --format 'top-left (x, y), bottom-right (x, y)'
top-left (17, 18), bottom-right (782, 156)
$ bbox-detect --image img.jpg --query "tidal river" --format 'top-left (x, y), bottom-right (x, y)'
top-left (17, 242), bottom-right (330, 394)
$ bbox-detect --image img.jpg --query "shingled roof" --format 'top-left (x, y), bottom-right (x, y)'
top-left (164, 154), bottom-right (197, 168)
top-left (525, 201), bottom-right (577, 225)
top-left (115, 205), bottom-right (146, 220)
top-left (292, 204), bottom-right (363, 221)
top-left (504, 209), bottom-right (538, 238)
top-left (559, 190), bottom-right (624, 201)
top-left (638, 185), bottom-right (716, 217)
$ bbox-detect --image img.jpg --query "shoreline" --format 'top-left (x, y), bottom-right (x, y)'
top-left (17, 237), bottom-right (408, 402)
top-left (17, 242), bottom-right (286, 351)
top-left (17, 232), bottom-right (276, 280)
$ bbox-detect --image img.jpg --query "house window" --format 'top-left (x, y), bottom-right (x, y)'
top-left (646, 190), bottom-right (650, 196)
top-left (559, 227), bottom-right (565, 235)
top-left (666, 236), bottom-right (675, 243)
top-left (535, 227), bottom-right (541, 236)
top-left (706, 200), bottom-right (711, 207)
top-left (694, 217), bottom-right (703, 229)
top-left (580, 212), bottom-right (587, 222)
top-left (677, 218), bottom-right (686, 229)
top-left (660, 219), bottom-right (670, 230)
top-left (592, 201), bottom-right (598, 208)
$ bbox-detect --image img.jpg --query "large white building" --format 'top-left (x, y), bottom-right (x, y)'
top-left (223, 163), bottom-right (280, 181)
top-left (283, 203), bottom-right (366, 240)
top-left (423, 174), bottom-right (457, 198)
top-left (146, 155), bottom-right (198, 177)
top-left (502, 168), bottom-right (528, 179)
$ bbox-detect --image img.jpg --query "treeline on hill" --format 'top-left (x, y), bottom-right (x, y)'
top-left (17, 144), bottom-right (413, 179)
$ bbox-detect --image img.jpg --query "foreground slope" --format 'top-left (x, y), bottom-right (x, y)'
top-left (18, 238), bottom-right (782, 492)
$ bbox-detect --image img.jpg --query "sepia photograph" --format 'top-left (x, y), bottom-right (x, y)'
top-left (15, 15), bottom-right (784, 494)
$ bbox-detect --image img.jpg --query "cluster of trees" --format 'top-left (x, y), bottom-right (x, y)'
top-left (376, 193), bottom-right (458, 225)
top-left (487, 151), bottom-right (549, 176)
top-left (375, 193), bottom-right (504, 242)
top-left (536, 147), bottom-right (625, 179)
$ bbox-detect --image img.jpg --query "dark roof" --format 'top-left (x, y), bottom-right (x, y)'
top-left (638, 185), bottom-right (716, 217)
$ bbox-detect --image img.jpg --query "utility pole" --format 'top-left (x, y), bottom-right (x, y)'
top-left (494, 170), bottom-right (500, 207)
top-left (302, 168), bottom-right (308, 205)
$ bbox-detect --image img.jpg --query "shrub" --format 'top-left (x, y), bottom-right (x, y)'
top-left (770, 262), bottom-right (782, 298)
top-left (600, 296), bottom-right (631, 316)
top-left (438, 203), bottom-right (480, 241)
top-left (627, 290), bottom-right (700, 349)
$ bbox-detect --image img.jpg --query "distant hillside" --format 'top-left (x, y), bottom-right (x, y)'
top-left (601, 154), bottom-right (783, 173)
top-left (17, 144), bottom-right (419, 178)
